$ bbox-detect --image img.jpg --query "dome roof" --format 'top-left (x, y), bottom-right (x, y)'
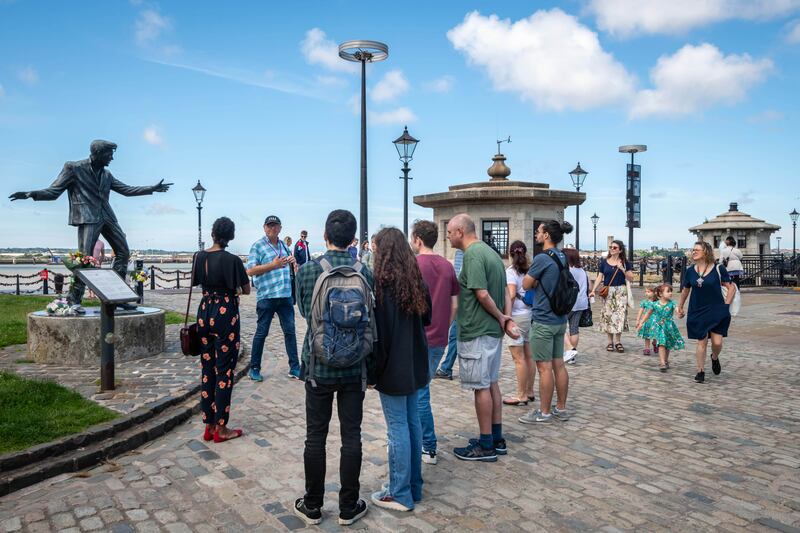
top-left (689, 202), bottom-right (780, 232)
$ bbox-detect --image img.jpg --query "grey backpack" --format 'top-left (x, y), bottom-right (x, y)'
top-left (308, 258), bottom-right (376, 390)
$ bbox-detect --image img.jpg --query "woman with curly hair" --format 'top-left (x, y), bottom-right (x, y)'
top-left (191, 217), bottom-right (251, 443)
top-left (503, 240), bottom-right (536, 406)
top-left (370, 227), bottom-right (432, 513)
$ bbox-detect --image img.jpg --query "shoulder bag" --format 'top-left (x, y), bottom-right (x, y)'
top-left (716, 264), bottom-right (741, 317)
top-left (180, 252), bottom-right (202, 356)
top-left (598, 262), bottom-right (620, 299)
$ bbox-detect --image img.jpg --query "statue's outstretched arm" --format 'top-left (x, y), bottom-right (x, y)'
top-left (110, 176), bottom-right (172, 196)
top-left (10, 163), bottom-right (74, 201)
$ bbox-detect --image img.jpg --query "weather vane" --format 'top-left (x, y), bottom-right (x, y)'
top-left (496, 136), bottom-right (511, 155)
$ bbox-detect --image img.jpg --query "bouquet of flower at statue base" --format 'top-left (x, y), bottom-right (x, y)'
top-left (131, 270), bottom-right (149, 284)
top-left (46, 298), bottom-right (77, 316)
top-left (63, 251), bottom-right (100, 271)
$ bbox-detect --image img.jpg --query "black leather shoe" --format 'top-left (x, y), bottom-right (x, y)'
top-left (711, 357), bottom-right (721, 375)
top-left (694, 371), bottom-right (705, 383)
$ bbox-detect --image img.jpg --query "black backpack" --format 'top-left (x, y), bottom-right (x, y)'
top-left (539, 249), bottom-right (579, 316)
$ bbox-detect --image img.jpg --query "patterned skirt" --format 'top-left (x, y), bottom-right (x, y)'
top-left (598, 285), bottom-right (629, 334)
top-left (651, 320), bottom-right (685, 351)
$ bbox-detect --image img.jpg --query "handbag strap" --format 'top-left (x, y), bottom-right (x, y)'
top-left (606, 262), bottom-right (621, 285)
top-left (184, 252), bottom-right (199, 327)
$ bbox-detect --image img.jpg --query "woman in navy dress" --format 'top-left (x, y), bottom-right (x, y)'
top-left (677, 241), bottom-right (735, 383)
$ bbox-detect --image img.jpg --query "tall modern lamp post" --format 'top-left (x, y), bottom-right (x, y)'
top-left (339, 40), bottom-right (389, 245)
top-left (192, 180), bottom-right (206, 251)
top-left (569, 162), bottom-right (588, 251)
top-left (791, 208), bottom-right (799, 259)
top-left (619, 145), bottom-right (647, 263)
top-left (393, 126), bottom-right (419, 237)
top-left (591, 212), bottom-right (600, 254)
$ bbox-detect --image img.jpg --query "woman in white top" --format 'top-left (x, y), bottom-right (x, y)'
top-left (503, 241), bottom-right (536, 406)
top-left (719, 236), bottom-right (744, 287)
top-left (563, 248), bottom-right (589, 365)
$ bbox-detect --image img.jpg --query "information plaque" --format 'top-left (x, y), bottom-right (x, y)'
top-left (76, 269), bottom-right (139, 304)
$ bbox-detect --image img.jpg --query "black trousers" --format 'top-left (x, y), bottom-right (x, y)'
top-left (303, 380), bottom-right (364, 511)
top-left (69, 218), bottom-right (130, 304)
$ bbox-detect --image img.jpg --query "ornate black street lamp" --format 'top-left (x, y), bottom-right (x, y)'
top-left (393, 126), bottom-right (419, 237)
top-left (591, 212), bottom-right (600, 254)
top-left (192, 180), bottom-right (206, 251)
top-left (569, 162), bottom-right (588, 251)
top-left (339, 40), bottom-right (389, 245)
top-left (791, 208), bottom-right (799, 259)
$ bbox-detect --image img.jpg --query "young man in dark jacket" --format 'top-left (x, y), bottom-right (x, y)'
top-left (293, 210), bottom-right (373, 527)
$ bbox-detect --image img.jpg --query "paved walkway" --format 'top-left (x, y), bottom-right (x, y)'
top-left (1, 290), bottom-right (799, 532)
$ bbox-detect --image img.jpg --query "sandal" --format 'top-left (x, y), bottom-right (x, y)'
top-left (527, 395), bottom-right (536, 402)
top-left (615, 343), bottom-right (625, 353)
top-left (213, 428), bottom-right (244, 443)
top-left (606, 344), bottom-right (615, 352)
top-left (503, 397), bottom-right (529, 406)
top-left (659, 364), bottom-right (668, 373)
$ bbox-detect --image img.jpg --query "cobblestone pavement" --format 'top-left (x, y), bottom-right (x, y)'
top-left (1, 290), bottom-right (799, 532)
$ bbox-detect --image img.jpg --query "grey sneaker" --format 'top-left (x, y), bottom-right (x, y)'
top-left (551, 406), bottom-right (570, 421)
top-left (518, 409), bottom-right (552, 424)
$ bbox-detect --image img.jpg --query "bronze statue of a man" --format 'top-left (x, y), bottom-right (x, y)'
top-left (9, 140), bottom-right (172, 310)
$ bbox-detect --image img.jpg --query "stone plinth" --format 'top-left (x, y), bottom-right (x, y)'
top-left (27, 307), bottom-right (165, 365)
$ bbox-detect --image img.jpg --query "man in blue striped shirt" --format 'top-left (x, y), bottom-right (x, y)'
top-left (246, 215), bottom-right (300, 381)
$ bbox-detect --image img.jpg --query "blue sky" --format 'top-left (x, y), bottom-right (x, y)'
top-left (1, 0), bottom-right (799, 254)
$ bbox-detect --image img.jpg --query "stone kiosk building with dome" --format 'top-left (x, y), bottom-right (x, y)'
top-left (413, 150), bottom-right (585, 260)
top-left (689, 202), bottom-right (780, 258)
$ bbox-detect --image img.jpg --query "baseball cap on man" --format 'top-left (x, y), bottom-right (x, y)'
top-left (264, 215), bottom-right (281, 226)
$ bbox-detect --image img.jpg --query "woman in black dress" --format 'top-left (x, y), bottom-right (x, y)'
top-left (677, 241), bottom-right (735, 383)
top-left (192, 217), bottom-right (251, 442)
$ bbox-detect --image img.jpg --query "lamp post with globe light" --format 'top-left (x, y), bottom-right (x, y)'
top-left (192, 181), bottom-right (206, 251)
top-left (791, 208), bottom-right (799, 259)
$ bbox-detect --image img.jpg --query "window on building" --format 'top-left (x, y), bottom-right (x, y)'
top-left (713, 235), bottom-right (721, 248)
top-left (482, 220), bottom-right (509, 257)
top-left (737, 232), bottom-right (747, 249)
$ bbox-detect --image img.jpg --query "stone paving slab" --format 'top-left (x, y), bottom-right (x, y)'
top-left (1, 290), bottom-right (799, 531)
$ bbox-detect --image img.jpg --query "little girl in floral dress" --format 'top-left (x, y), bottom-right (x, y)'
top-left (635, 287), bottom-right (658, 355)
top-left (638, 284), bottom-right (684, 372)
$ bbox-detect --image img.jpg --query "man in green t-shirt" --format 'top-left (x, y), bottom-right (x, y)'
top-left (446, 214), bottom-right (518, 463)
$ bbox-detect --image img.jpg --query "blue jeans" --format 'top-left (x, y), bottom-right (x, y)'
top-left (438, 321), bottom-right (458, 375)
top-left (380, 390), bottom-right (423, 509)
top-left (250, 297), bottom-right (299, 373)
top-left (417, 346), bottom-right (444, 453)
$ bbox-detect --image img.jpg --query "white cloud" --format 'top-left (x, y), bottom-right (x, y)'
top-left (447, 10), bottom-right (636, 111)
top-left (17, 66), bottom-right (38, 86)
top-left (588, 0), bottom-right (800, 37)
top-left (135, 8), bottom-right (171, 46)
top-left (631, 43), bottom-right (773, 118)
top-left (369, 107), bottom-right (417, 125)
top-left (146, 202), bottom-right (184, 215)
top-left (423, 75), bottom-right (455, 93)
top-left (787, 19), bottom-right (800, 42)
top-left (143, 125), bottom-right (164, 146)
top-left (371, 70), bottom-right (409, 102)
top-left (301, 28), bottom-right (357, 73)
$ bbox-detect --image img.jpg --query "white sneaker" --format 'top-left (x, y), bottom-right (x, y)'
top-left (563, 349), bottom-right (577, 363)
top-left (422, 449), bottom-right (438, 465)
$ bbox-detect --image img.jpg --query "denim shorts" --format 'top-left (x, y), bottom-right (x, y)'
top-left (457, 335), bottom-right (503, 390)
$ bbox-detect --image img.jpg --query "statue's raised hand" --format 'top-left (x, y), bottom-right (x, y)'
top-left (8, 191), bottom-right (30, 201)
top-left (153, 179), bottom-right (173, 193)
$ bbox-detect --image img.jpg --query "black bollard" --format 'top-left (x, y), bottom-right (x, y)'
top-left (100, 302), bottom-right (115, 391)
top-left (150, 266), bottom-right (155, 290)
top-left (135, 259), bottom-right (144, 303)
